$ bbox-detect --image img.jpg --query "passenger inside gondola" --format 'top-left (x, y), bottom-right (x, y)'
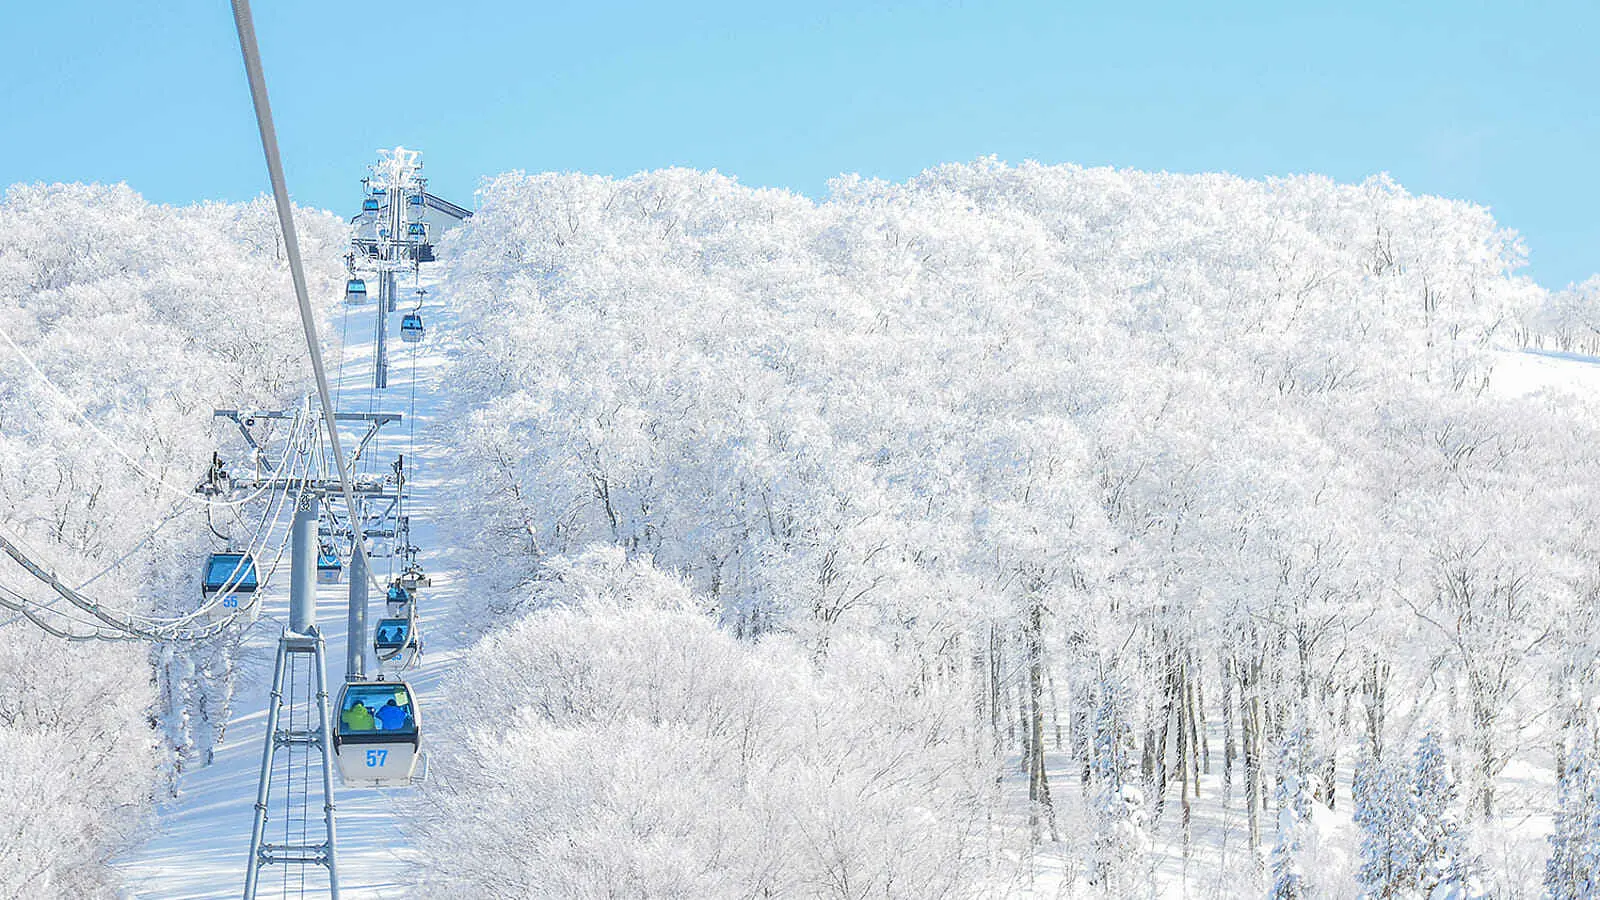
top-left (377, 698), bottom-right (409, 731)
top-left (341, 701), bottom-right (374, 732)
top-left (338, 684), bottom-right (415, 734)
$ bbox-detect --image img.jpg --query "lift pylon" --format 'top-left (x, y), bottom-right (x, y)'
top-left (243, 493), bottom-right (341, 898)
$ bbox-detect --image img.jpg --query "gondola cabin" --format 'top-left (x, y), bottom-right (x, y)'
top-left (385, 583), bottom-right (414, 617)
top-left (373, 617), bottom-right (421, 669)
top-left (362, 197), bottom-right (381, 213)
top-left (201, 551), bottom-right (259, 614)
top-left (400, 313), bottom-right (424, 343)
top-left (408, 193), bottom-right (425, 208)
top-left (333, 680), bottom-right (420, 785)
top-left (317, 545), bottom-right (342, 585)
top-left (345, 278), bottom-right (367, 303)
top-left (406, 223), bottom-right (427, 241)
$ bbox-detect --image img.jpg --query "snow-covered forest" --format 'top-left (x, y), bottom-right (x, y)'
top-left (416, 161), bottom-right (1600, 896)
top-left (0, 184), bottom-right (344, 896)
top-left (6, 160), bottom-right (1600, 897)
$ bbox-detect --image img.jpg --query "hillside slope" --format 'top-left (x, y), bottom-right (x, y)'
top-left (414, 161), bottom-right (1600, 897)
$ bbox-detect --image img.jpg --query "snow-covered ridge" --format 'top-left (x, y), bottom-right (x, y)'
top-left (418, 161), bottom-right (1600, 896)
top-left (7, 160), bottom-right (1600, 896)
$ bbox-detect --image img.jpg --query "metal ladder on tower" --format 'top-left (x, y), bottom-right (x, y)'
top-left (243, 494), bottom-right (341, 899)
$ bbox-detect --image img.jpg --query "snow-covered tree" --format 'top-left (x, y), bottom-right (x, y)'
top-left (1355, 746), bottom-right (1420, 897)
top-left (1270, 727), bottom-right (1316, 900)
top-left (413, 547), bottom-right (1008, 898)
top-left (425, 159), bottom-right (1593, 894)
top-left (1547, 731), bottom-right (1600, 899)
top-left (1085, 675), bottom-right (1151, 893)
top-left (0, 181), bottom-right (346, 889)
top-left (1412, 731), bottom-right (1478, 898)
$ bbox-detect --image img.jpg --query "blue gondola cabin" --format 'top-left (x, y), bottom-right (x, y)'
top-left (374, 617), bottom-right (421, 669)
top-left (334, 681), bottom-right (421, 785)
top-left (201, 552), bottom-right (259, 611)
top-left (317, 545), bottom-right (342, 585)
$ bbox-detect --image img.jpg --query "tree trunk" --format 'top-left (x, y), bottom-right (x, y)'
top-left (1241, 655), bottom-right (1264, 854)
top-left (1177, 658), bottom-right (1193, 854)
top-left (1025, 596), bottom-right (1059, 842)
top-left (989, 625), bottom-right (1004, 759)
top-left (1222, 655), bottom-right (1236, 803)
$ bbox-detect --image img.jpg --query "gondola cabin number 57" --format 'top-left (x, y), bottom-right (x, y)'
top-left (333, 681), bottom-right (421, 785)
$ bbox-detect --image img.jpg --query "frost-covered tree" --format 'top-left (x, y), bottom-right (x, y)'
top-left (0, 629), bottom-right (158, 897)
top-left (1085, 675), bottom-right (1150, 893)
top-left (1354, 746), bottom-right (1420, 898)
top-left (1525, 276), bottom-right (1600, 352)
top-left (0, 182), bottom-right (345, 890)
top-left (1355, 731), bottom-right (1479, 900)
top-left (413, 547), bottom-right (1008, 899)
top-left (1269, 727), bottom-right (1316, 900)
top-left (1547, 732), bottom-right (1600, 900)
top-left (426, 159), bottom-right (1595, 894)
top-left (1412, 732), bottom-right (1478, 898)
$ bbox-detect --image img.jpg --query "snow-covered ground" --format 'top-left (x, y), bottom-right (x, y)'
top-left (114, 273), bottom-right (466, 898)
top-left (1492, 346), bottom-right (1600, 397)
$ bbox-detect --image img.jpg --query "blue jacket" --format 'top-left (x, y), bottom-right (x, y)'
top-left (376, 703), bottom-right (408, 731)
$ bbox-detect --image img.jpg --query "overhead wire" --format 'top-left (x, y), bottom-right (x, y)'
top-left (231, 0), bottom-right (388, 616)
top-left (0, 410), bottom-right (312, 640)
top-left (0, 581), bottom-right (141, 642)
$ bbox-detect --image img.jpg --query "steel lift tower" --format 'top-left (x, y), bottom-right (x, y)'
top-left (243, 492), bottom-right (340, 898)
top-left (355, 147), bottom-right (429, 390)
top-left (217, 407), bottom-right (405, 899)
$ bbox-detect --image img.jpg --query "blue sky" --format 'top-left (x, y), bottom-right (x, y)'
top-left (2, 0), bottom-right (1594, 287)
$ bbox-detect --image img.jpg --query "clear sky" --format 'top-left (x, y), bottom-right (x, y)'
top-left (1, 0), bottom-right (1594, 287)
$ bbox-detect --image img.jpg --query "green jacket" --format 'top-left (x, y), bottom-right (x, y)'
top-left (341, 704), bottom-right (375, 732)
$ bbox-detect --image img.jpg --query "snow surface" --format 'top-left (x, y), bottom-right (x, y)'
top-left (113, 274), bottom-right (465, 898)
top-left (1491, 347), bottom-right (1600, 398)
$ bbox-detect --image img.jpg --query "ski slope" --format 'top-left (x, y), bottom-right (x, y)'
top-left (114, 274), bottom-right (466, 898)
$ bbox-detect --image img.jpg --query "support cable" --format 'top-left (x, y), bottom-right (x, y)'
top-left (0, 424), bottom-right (310, 640)
top-left (0, 581), bottom-right (141, 641)
top-left (230, 0), bottom-right (386, 604)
